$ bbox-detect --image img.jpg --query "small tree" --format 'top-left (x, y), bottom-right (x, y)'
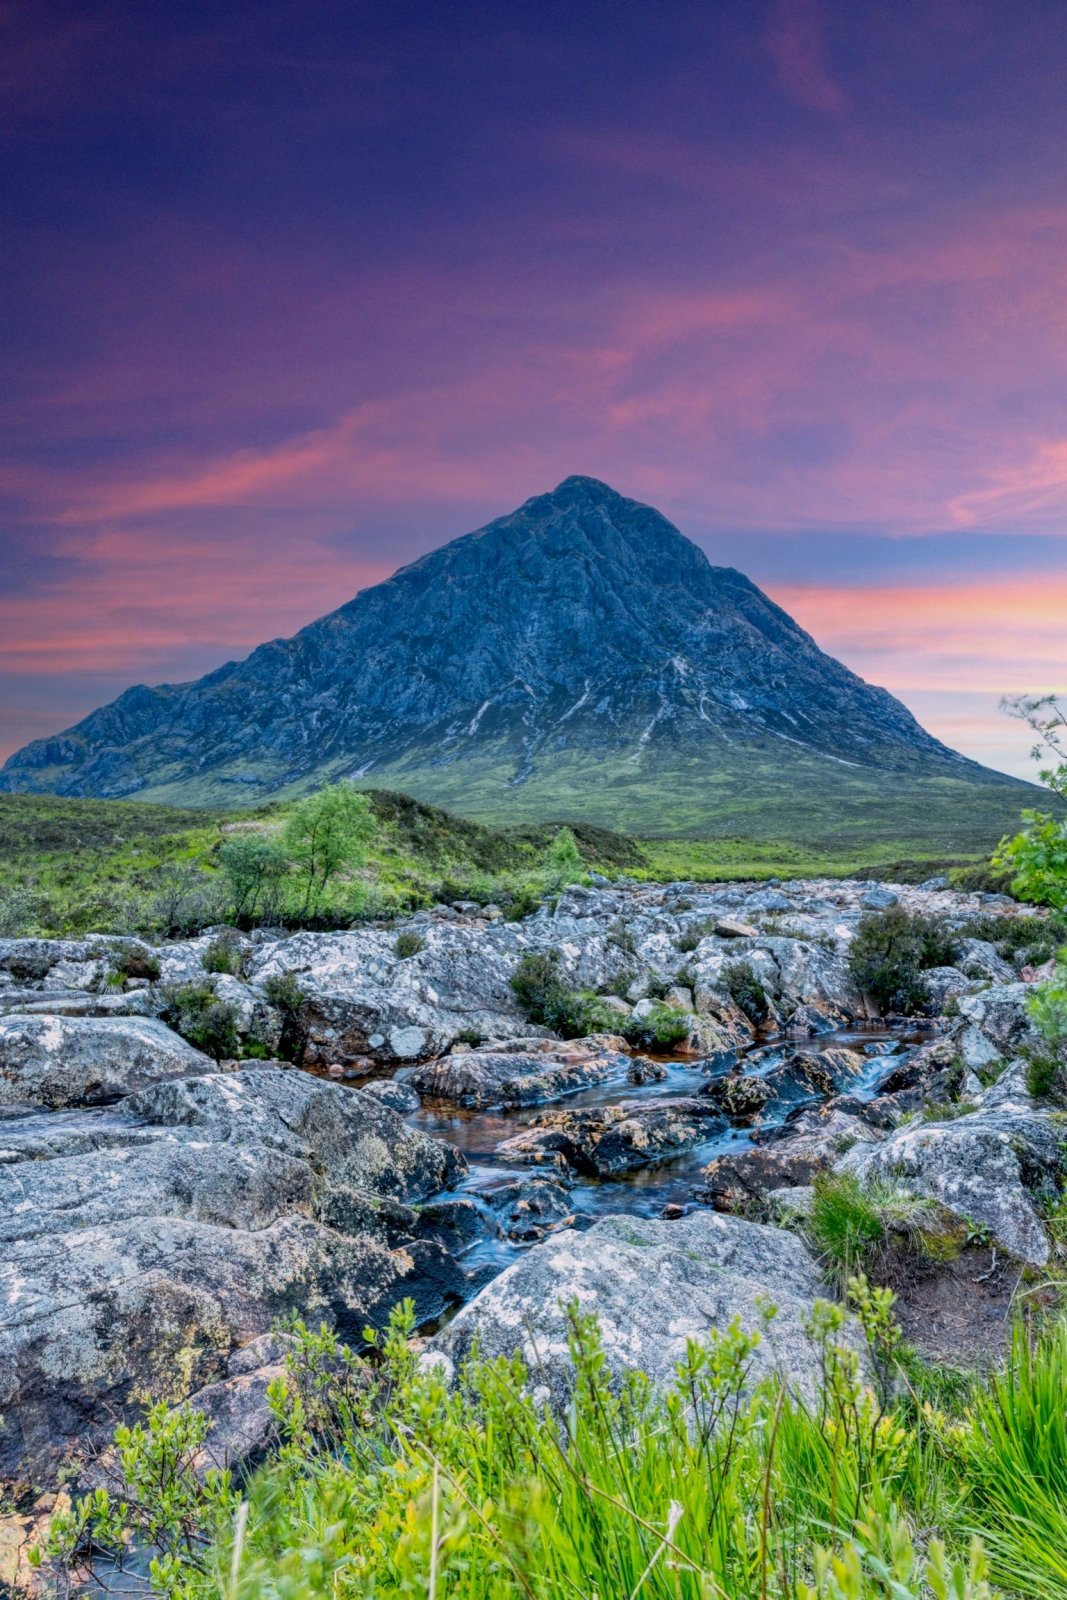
top-left (995, 694), bottom-right (1067, 909)
top-left (219, 834), bottom-right (288, 923)
top-left (543, 826), bottom-right (585, 892)
top-left (282, 783), bottom-right (375, 919)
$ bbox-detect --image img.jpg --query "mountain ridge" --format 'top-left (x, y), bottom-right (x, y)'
top-left (0, 476), bottom-right (1038, 844)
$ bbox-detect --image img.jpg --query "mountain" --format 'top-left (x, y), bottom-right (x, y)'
top-left (0, 476), bottom-right (1040, 846)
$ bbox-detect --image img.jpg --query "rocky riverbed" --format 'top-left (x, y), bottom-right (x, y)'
top-left (1, 874), bottom-right (1064, 1531)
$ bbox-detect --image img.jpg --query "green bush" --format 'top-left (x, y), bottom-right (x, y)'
top-left (509, 950), bottom-right (622, 1039)
top-left (394, 930), bottom-right (426, 959)
top-left (101, 941), bottom-right (161, 985)
top-left (202, 928), bottom-right (246, 976)
top-left (263, 971), bottom-right (309, 1062)
top-left (218, 833), bottom-right (288, 923)
top-left (161, 982), bottom-right (240, 1060)
top-left (993, 810), bottom-right (1067, 911)
top-left (722, 960), bottom-right (770, 1024)
top-left (847, 907), bottom-right (958, 1014)
top-left (627, 1001), bottom-right (691, 1048)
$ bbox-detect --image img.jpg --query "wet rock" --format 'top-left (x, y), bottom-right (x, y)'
top-left (703, 1071), bottom-right (773, 1120)
top-left (431, 1211), bottom-right (849, 1404)
top-left (408, 1037), bottom-right (632, 1109)
top-left (484, 1175), bottom-right (575, 1241)
top-left (362, 1078), bottom-right (421, 1114)
top-left (838, 1105), bottom-right (1065, 1266)
top-left (701, 1108), bottom-right (881, 1208)
top-left (0, 1014), bottom-right (215, 1110)
top-left (497, 1097), bottom-right (725, 1177)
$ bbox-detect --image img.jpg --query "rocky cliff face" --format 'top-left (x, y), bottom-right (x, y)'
top-left (0, 476), bottom-right (1031, 834)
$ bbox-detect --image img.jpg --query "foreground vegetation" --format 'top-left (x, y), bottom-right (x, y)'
top-left (37, 1288), bottom-right (1067, 1600)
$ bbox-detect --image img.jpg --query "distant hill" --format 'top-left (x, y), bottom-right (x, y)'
top-left (0, 476), bottom-right (1043, 848)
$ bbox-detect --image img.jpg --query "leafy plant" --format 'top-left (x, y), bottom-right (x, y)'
top-left (263, 971), bottom-right (309, 1062)
top-left (218, 833), bottom-right (288, 923)
top-left (161, 982), bottom-right (240, 1060)
top-left (847, 908), bottom-right (957, 1015)
top-left (628, 1001), bottom-right (691, 1048)
top-left (282, 783), bottom-right (375, 918)
top-left (394, 930), bottom-right (426, 959)
top-left (202, 928), bottom-right (246, 976)
top-left (722, 959), bottom-right (770, 1024)
top-left (38, 1283), bottom-right (1027, 1600)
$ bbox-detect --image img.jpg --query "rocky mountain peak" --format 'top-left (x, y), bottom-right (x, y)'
top-left (0, 478), bottom-right (1033, 838)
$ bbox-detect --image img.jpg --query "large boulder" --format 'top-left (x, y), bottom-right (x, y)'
top-left (0, 1014), bottom-right (214, 1109)
top-left (431, 1211), bottom-right (843, 1402)
top-left (408, 1037), bottom-right (635, 1109)
top-left (953, 984), bottom-right (1043, 1072)
top-left (0, 1069), bottom-right (467, 1485)
top-left (496, 1097), bottom-right (725, 1177)
top-left (838, 1105), bottom-right (1065, 1266)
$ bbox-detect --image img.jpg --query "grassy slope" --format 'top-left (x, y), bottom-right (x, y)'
top-left (0, 786), bottom-right (1014, 938)
top-left (78, 723), bottom-right (1048, 856)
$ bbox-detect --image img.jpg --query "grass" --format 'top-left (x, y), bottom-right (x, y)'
top-left (37, 1289), bottom-right (1067, 1600)
top-left (0, 790), bottom-right (1012, 941)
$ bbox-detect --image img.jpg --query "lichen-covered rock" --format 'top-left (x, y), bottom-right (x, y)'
top-left (701, 1108), bottom-right (881, 1207)
top-left (0, 1069), bottom-right (467, 1484)
top-left (0, 1014), bottom-right (214, 1109)
top-left (838, 1105), bottom-right (1065, 1266)
top-left (408, 1037), bottom-right (633, 1109)
top-left (497, 1097), bottom-right (725, 1177)
top-left (430, 1211), bottom-right (844, 1403)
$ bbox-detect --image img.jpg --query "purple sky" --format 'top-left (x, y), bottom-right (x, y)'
top-left (2, 0), bottom-right (1066, 778)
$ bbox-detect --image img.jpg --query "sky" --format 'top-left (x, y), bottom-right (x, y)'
top-left (2, 0), bottom-right (1066, 779)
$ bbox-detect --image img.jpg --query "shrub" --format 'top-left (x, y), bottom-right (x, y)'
top-left (509, 950), bottom-right (618, 1039)
top-left (147, 864), bottom-right (223, 937)
top-left (101, 941), bottom-right (161, 987)
top-left (394, 930), bottom-right (426, 959)
top-left (161, 982), bottom-right (240, 1060)
top-left (993, 811), bottom-right (1067, 911)
top-left (722, 960), bottom-right (770, 1024)
top-left (626, 1001), bottom-right (691, 1048)
top-left (263, 970), bottom-right (309, 1062)
top-left (202, 928), bottom-right (246, 975)
top-left (0, 884), bottom-right (44, 937)
top-left (218, 833), bottom-right (288, 923)
top-left (847, 907), bottom-right (957, 1014)
top-left (543, 826), bottom-right (585, 890)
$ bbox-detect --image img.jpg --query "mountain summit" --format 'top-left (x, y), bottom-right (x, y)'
top-left (0, 477), bottom-right (1034, 843)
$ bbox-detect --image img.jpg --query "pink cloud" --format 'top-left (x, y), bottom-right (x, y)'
top-left (766, 0), bottom-right (847, 114)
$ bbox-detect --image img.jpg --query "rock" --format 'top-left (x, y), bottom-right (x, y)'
top-left (703, 1071), bottom-right (773, 1120)
top-left (784, 1003), bottom-right (837, 1035)
top-left (408, 1038), bottom-right (632, 1109)
top-left (954, 939), bottom-right (1015, 984)
top-left (0, 1014), bottom-right (215, 1110)
top-left (484, 1175), bottom-right (575, 1241)
top-left (922, 967), bottom-right (973, 1009)
top-left (838, 1105), bottom-right (1065, 1266)
top-left (362, 1078), bottom-right (421, 1114)
top-left (701, 1108), bottom-right (881, 1208)
top-left (713, 917), bottom-right (759, 939)
top-left (861, 888), bottom-right (899, 910)
top-left (0, 1068), bottom-right (467, 1484)
top-left (497, 1097), bottom-right (725, 1177)
top-left (955, 984), bottom-right (1042, 1072)
top-left (431, 1211), bottom-right (846, 1404)
top-left (597, 994), bottom-right (633, 1019)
